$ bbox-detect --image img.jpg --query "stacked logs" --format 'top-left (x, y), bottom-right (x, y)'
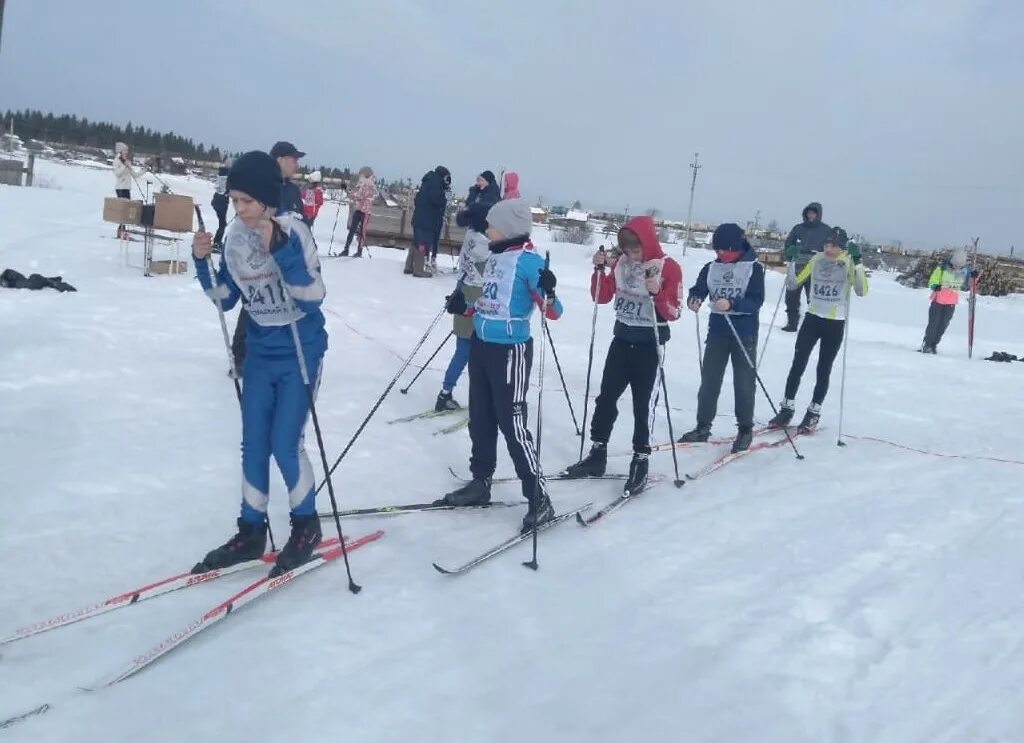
top-left (896, 249), bottom-right (1022, 297)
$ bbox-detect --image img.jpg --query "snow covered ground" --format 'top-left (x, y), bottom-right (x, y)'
top-left (1, 160), bottom-right (1023, 742)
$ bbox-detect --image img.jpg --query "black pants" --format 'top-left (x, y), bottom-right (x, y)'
top-left (213, 200), bottom-right (229, 247)
top-left (590, 337), bottom-right (661, 454)
top-left (697, 332), bottom-right (757, 428)
top-left (343, 210), bottom-right (367, 252)
top-left (923, 302), bottom-right (955, 348)
top-left (232, 309), bottom-right (248, 370)
top-left (468, 336), bottom-right (548, 504)
top-left (785, 281), bottom-right (811, 322)
top-left (784, 313), bottom-right (845, 404)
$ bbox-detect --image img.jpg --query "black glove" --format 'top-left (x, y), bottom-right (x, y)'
top-left (538, 268), bottom-right (557, 298)
top-left (445, 289), bottom-right (468, 315)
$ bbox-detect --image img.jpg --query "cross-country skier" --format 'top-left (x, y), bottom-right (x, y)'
top-left (562, 216), bottom-right (683, 494)
top-left (211, 157), bottom-right (233, 252)
top-left (189, 150), bottom-right (328, 577)
top-left (768, 227), bottom-right (868, 432)
top-left (339, 166), bottom-right (376, 257)
top-left (677, 223), bottom-right (766, 453)
top-left (301, 171), bottom-right (325, 228)
top-left (782, 202), bottom-right (830, 331)
top-left (437, 198), bottom-right (563, 533)
top-left (920, 248), bottom-right (978, 354)
top-left (435, 171), bottom-right (502, 412)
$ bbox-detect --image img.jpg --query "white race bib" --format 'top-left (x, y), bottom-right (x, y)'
top-left (475, 250), bottom-right (519, 321)
top-left (223, 222), bottom-right (303, 327)
top-left (707, 261), bottom-right (754, 314)
top-left (809, 258), bottom-right (848, 308)
top-left (613, 259), bottom-right (655, 327)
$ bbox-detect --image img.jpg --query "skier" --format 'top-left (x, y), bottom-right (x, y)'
top-left (211, 158), bottom-right (233, 252)
top-left (677, 223), bottom-right (766, 453)
top-left (768, 227), bottom-right (868, 432)
top-left (232, 141), bottom-right (308, 375)
top-left (189, 150), bottom-right (328, 577)
top-left (562, 216), bottom-right (683, 494)
top-left (405, 166), bottom-right (451, 278)
top-left (782, 202), bottom-right (830, 331)
top-left (339, 166), bottom-right (376, 257)
top-left (301, 171), bottom-right (325, 228)
top-left (111, 142), bottom-right (137, 238)
top-left (437, 198), bottom-right (563, 533)
top-left (920, 248), bottom-right (978, 354)
top-left (435, 171), bottom-right (502, 411)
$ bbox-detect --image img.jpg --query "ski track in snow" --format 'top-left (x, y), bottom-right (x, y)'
top-left (1, 160), bottom-right (1023, 742)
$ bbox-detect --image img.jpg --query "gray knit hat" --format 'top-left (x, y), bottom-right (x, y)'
top-left (485, 198), bottom-right (532, 239)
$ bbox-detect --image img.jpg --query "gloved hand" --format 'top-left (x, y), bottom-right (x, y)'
top-left (538, 268), bottom-right (557, 298)
top-left (847, 243), bottom-right (862, 265)
top-left (929, 284), bottom-right (942, 291)
top-left (445, 289), bottom-right (468, 315)
top-left (784, 244), bottom-right (799, 261)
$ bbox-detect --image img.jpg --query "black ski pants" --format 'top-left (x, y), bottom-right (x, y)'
top-left (923, 302), bottom-right (956, 349)
top-left (343, 210), bottom-right (367, 252)
top-left (212, 194), bottom-right (229, 247)
top-left (697, 331), bottom-right (757, 429)
top-left (232, 308), bottom-right (248, 371)
top-left (784, 313), bottom-right (845, 405)
top-left (589, 337), bottom-right (661, 454)
top-left (468, 335), bottom-right (548, 504)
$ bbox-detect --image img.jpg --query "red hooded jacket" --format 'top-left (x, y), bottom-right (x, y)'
top-left (591, 216), bottom-right (683, 344)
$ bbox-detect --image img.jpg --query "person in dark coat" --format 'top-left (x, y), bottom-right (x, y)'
top-left (782, 202), bottom-right (830, 331)
top-left (405, 165), bottom-right (451, 277)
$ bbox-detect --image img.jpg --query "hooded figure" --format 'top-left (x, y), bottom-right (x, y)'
top-left (562, 215), bottom-right (683, 494)
top-left (406, 165), bottom-right (451, 277)
top-left (502, 171), bottom-right (521, 199)
top-left (782, 202), bottom-right (831, 330)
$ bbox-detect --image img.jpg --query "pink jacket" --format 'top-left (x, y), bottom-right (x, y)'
top-left (351, 176), bottom-right (376, 214)
top-left (503, 172), bottom-right (520, 199)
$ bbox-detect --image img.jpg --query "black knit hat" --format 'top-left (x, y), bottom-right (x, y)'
top-left (712, 223), bottom-right (747, 250)
top-left (227, 151), bottom-right (282, 209)
top-left (826, 226), bottom-right (848, 248)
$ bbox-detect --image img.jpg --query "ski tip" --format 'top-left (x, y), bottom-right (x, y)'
top-left (685, 473), bottom-right (697, 481)
top-left (431, 562), bottom-right (453, 575)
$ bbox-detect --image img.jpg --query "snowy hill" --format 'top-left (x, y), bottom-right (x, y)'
top-left (1, 160), bottom-right (1023, 743)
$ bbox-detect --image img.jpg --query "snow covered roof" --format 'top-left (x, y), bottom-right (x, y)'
top-left (565, 209), bottom-right (590, 222)
top-left (530, 206), bottom-right (546, 215)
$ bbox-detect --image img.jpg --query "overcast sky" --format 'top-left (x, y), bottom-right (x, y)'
top-left (2, 0), bottom-right (1021, 251)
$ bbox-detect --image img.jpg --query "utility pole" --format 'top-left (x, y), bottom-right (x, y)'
top-left (0, 0), bottom-right (6, 56)
top-left (683, 152), bottom-right (701, 256)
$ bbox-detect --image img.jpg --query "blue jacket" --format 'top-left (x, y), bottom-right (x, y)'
top-left (689, 244), bottom-right (765, 338)
top-left (195, 213), bottom-right (327, 359)
top-left (470, 238), bottom-right (563, 345)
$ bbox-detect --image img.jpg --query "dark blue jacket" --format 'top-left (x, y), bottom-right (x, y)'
top-left (280, 179), bottom-right (303, 216)
top-left (412, 168), bottom-right (450, 232)
top-left (455, 180), bottom-right (501, 233)
top-left (689, 244), bottom-right (765, 338)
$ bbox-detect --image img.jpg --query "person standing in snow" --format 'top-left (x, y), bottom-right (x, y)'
top-left (920, 248), bottom-right (978, 354)
top-left (231, 141), bottom-right (309, 375)
top-left (301, 172), bottom-right (325, 229)
top-left (405, 165), bottom-right (450, 278)
top-left (189, 150), bottom-right (328, 577)
top-left (502, 171), bottom-right (521, 199)
top-left (211, 158), bottom-right (232, 252)
top-left (112, 142), bottom-right (137, 238)
top-left (782, 202), bottom-right (831, 331)
top-left (340, 166), bottom-right (376, 257)
top-left (677, 223), bottom-right (766, 453)
top-left (434, 171), bottom-right (502, 411)
top-left (768, 227), bottom-right (868, 432)
top-left (437, 199), bottom-right (564, 534)
top-left (563, 216), bottom-right (683, 495)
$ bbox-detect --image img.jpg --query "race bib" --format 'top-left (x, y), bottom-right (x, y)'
top-left (475, 251), bottom-right (518, 321)
top-left (810, 259), bottom-right (848, 307)
top-left (613, 259), bottom-right (655, 327)
top-left (707, 261), bottom-right (754, 314)
top-left (223, 223), bottom-right (303, 327)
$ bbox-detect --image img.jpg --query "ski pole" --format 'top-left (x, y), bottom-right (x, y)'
top-left (316, 306), bottom-right (447, 492)
top-left (288, 324), bottom-right (361, 594)
top-left (694, 310), bottom-right (704, 374)
top-left (647, 278), bottom-right (684, 487)
top-left (723, 313), bottom-right (804, 460)
top-left (758, 267), bottom-right (788, 368)
top-left (578, 249), bottom-right (605, 460)
top-left (400, 332), bottom-right (453, 395)
top-left (524, 252), bottom-right (552, 571)
top-left (837, 295), bottom-right (852, 448)
top-left (194, 206), bottom-right (276, 551)
top-left (327, 198), bottom-right (343, 256)
top-left (543, 323), bottom-right (581, 436)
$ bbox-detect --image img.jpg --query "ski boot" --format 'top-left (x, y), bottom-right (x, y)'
top-left (521, 494), bottom-right (555, 534)
top-left (192, 517), bottom-right (267, 574)
top-left (782, 314), bottom-right (800, 333)
top-left (563, 443), bottom-right (607, 478)
top-left (732, 426), bottom-right (753, 453)
top-left (768, 401), bottom-right (795, 429)
top-left (436, 477), bottom-right (492, 507)
top-left (677, 423), bottom-right (712, 443)
top-left (797, 404), bottom-right (821, 434)
top-left (623, 453), bottom-right (649, 496)
top-left (339, 248), bottom-right (350, 257)
top-left (270, 514), bottom-right (323, 577)
top-left (435, 390), bottom-right (461, 412)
